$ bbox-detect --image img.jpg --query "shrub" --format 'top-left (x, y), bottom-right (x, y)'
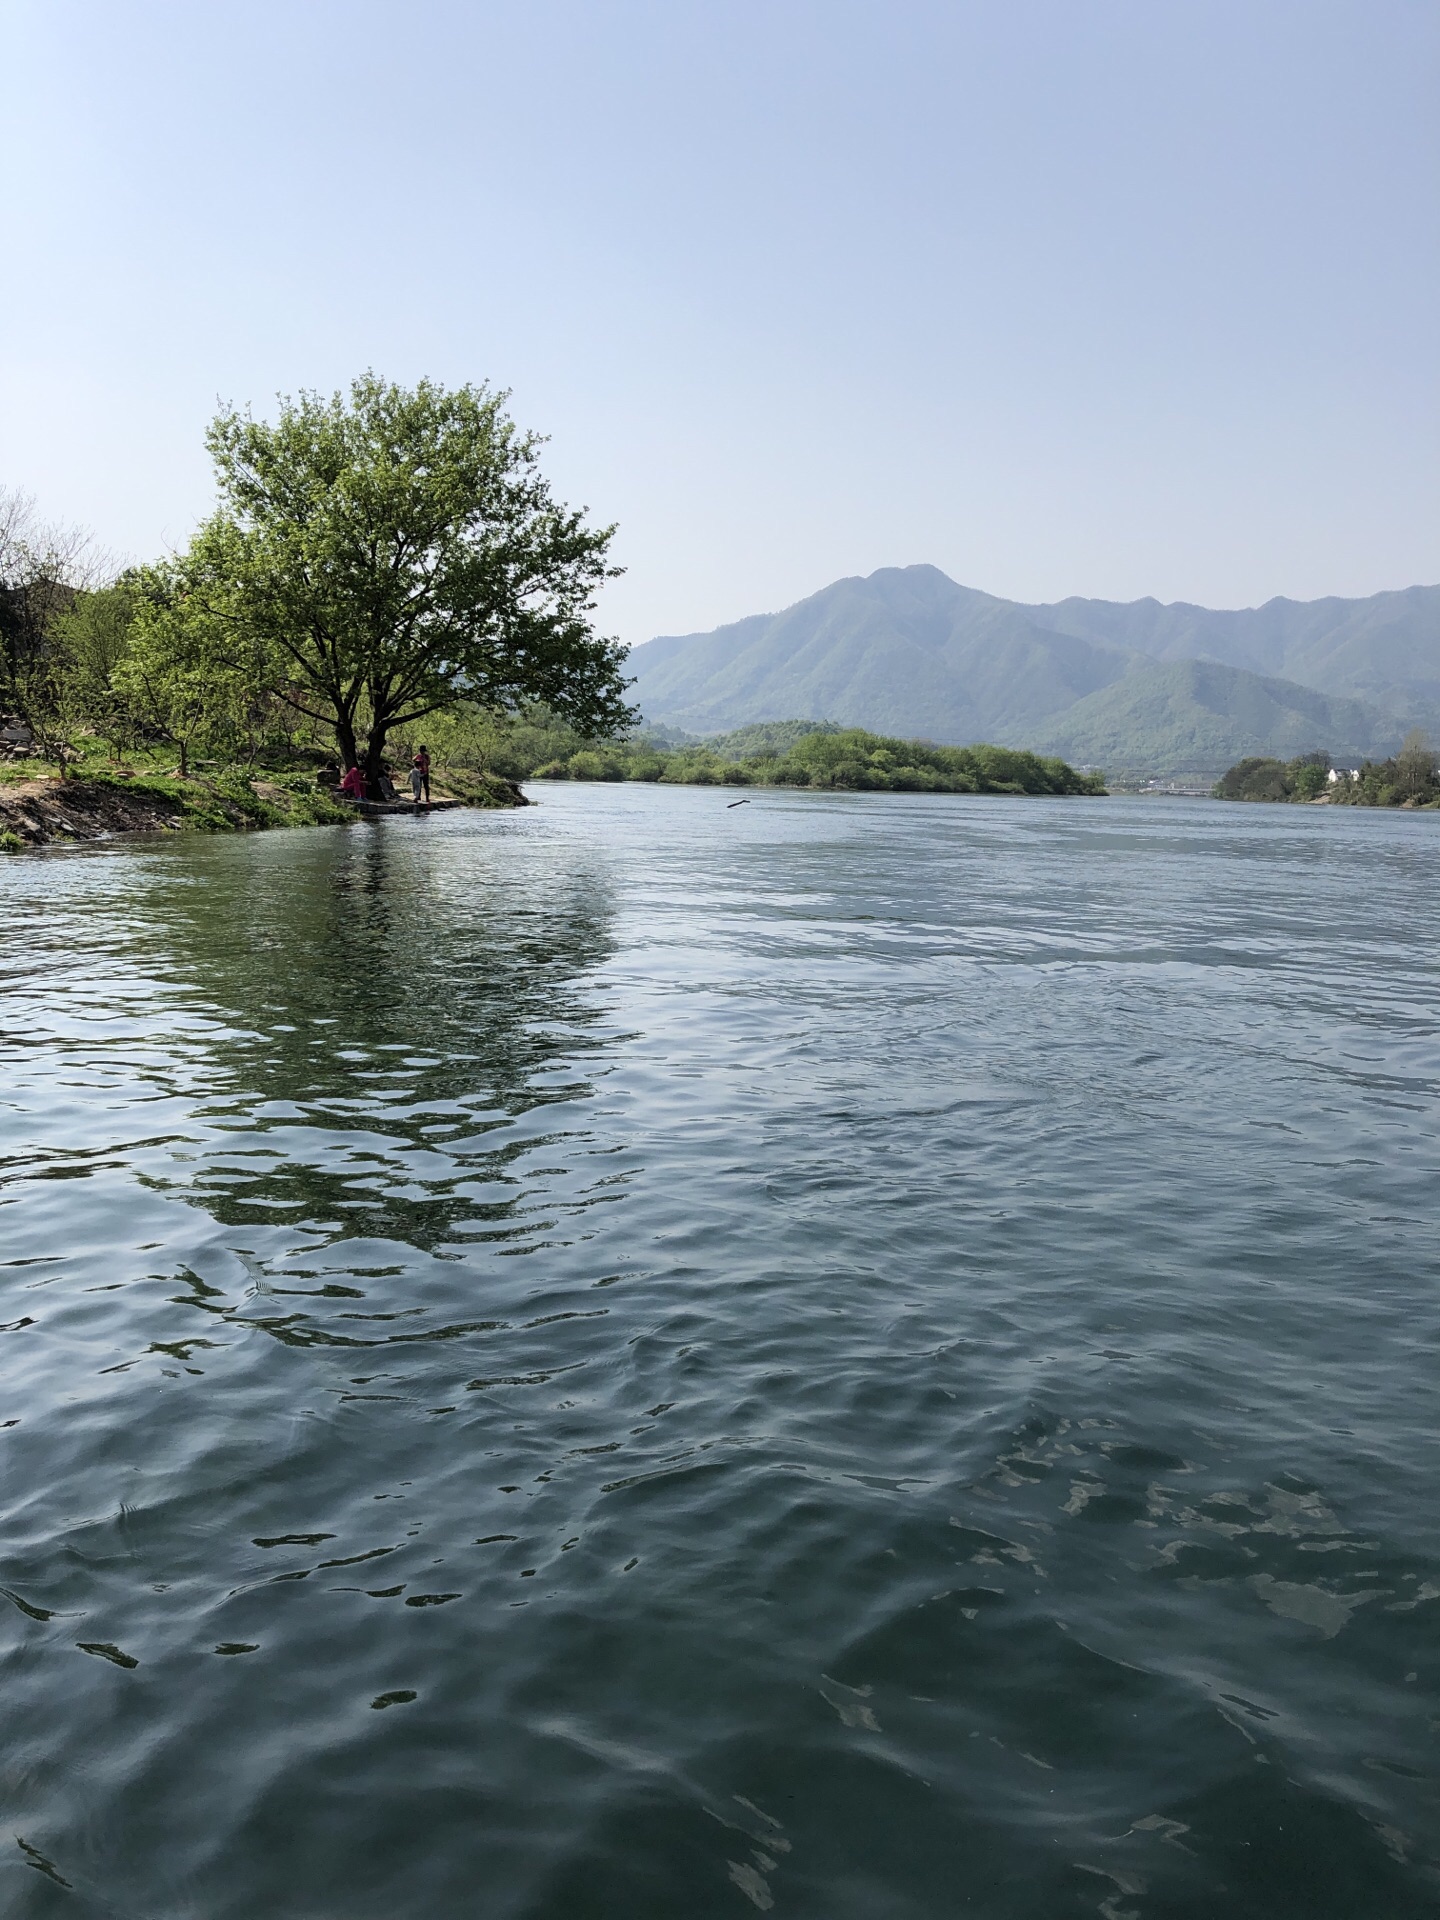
top-left (212, 770), bottom-right (286, 827)
top-left (1214, 757), bottom-right (1292, 802)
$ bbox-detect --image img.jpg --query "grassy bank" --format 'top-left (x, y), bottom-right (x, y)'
top-left (0, 768), bottom-right (354, 852)
top-left (0, 748), bottom-right (524, 850)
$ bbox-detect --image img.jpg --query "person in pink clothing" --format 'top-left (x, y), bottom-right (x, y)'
top-left (339, 764), bottom-right (366, 800)
top-left (410, 747), bottom-right (431, 805)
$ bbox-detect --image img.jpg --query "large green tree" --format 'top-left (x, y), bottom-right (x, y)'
top-left (170, 375), bottom-right (633, 792)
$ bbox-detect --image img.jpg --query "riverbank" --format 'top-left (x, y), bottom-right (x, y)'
top-left (0, 768), bottom-right (527, 851)
top-left (1214, 749), bottom-right (1440, 807)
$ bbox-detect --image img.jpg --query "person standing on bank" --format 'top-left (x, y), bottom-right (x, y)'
top-left (411, 746), bottom-right (432, 806)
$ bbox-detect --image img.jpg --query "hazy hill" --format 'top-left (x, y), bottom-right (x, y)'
top-left (627, 566), bottom-right (1437, 773)
top-left (1022, 584), bottom-right (1440, 718)
top-left (629, 566), bottom-right (1131, 740)
top-left (1032, 659), bottom-right (1403, 777)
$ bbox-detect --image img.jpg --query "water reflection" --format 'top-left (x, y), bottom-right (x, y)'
top-left (121, 822), bottom-right (620, 1256)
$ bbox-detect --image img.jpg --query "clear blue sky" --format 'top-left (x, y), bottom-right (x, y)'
top-left (3, 0), bottom-right (1436, 645)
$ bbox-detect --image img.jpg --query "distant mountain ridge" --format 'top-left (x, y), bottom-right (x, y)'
top-left (626, 566), bottom-right (1440, 774)
top-left (1021, 583), bottom-right (1440, 714)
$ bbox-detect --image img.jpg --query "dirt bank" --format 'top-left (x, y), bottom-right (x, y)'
top-left (0, 777), bottom-right (188, 848)
top-left (0, 770), bottom-right (527, 851)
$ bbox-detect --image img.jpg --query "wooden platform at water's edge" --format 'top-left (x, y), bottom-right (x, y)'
top-left (354, 798), bottom-right (465, 817)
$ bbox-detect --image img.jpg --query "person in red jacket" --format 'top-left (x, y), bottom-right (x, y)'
top-left (410, 747), bottom-right (431, 805)
top-left (339, 764), bottom-right (366, 800)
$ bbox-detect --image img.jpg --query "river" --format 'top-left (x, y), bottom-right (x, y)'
top-left (2, 784), bottom-right (1437, 1918)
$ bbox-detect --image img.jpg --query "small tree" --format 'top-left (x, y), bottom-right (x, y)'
top-left (117, 561), bottom-right (265, 777)
top-left (166, 375), bottom-right (634, 794)
top-left (1395, 728), bottom-right (1437, 800)
top-left (49, 584), bottom-right (140, 759)
top-left (0, 486), bottom-right (108, 767)
top-left (1290, 752), bottom-right (1329, 800)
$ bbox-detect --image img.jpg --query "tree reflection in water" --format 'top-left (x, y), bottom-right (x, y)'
top-left (124, 817), bottom-right (624, 1334)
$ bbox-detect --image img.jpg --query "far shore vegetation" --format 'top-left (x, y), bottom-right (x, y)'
top-left (1214, 735), bottom-right (1440, 808)
top-left (459, 714), bottom-right (1106, 795)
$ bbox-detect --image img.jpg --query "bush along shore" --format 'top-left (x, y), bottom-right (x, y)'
top-left (522, 721), bottom-right (1105, 795)
top-left (1214, 735), bottom-right (1440, 808)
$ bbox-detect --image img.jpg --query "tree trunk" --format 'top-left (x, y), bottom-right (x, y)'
top-left (363, 724), bottom-right (389, 801)
top-left (178, 737), bottom-right (189, 779)
top-left (335, 714), bottom-right (359, 772)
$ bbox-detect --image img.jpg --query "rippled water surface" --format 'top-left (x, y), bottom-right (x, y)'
top-left (3, 784), bottom-right (1439, 1918)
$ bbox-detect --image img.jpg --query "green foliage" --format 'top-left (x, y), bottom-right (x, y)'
top-left (211, 767), bottom-right (287, 827)
top-left (1217, 735), bottom-right (1440, 807)
top-left (522, 722), bottom-right (1103, 794)
top-left (1292, 759), bottom-right (1328, 800)
top-left (48, 585), bottom-right (139, 753)
top-left (2, 411), bottom-right (618, 815)
top-left (160, 374), bottom-right (633, 788)
top-left (1332, 745), bottom-right (1440, 808)
top-left (1221, 752), bottom-right (1320, 798)
top-left (0, 485), bottom-right (96, 758)
top-left (116, 563), bottom-right (268, 776)
top-left (753, 729), bottom-right (1097, 794)
top-left (383, 701), bottom-right (590, 781)
top-left (1394, 728), bottom-right (1438, 799)
top-left (84, 768), bottom-right (228, 831)
top-left (419, 768), bottom-right (528, 809)
top-left (0, 829), bottom-right (23, 853)
top-left (705, 720), bottom-right (840, 759)
top-left (631, 721), bottom-right (701, 749)
top-left (80, 766), bottom-right (359, 833)
top-left (566, 748), bottom-right (624, 780)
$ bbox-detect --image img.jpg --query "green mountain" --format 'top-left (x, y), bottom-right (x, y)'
top-left (1032, 659), bottom-right (1402, 778)
top-left (1022, 584), bottom-right (1440, 718)
top-left (627, 566), bottom-right (1436, 774)
top-left (630, 567), bottom-right (1132, 739)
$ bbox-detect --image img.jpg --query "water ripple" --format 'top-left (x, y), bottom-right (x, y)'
top-left (2, 790), bottom-right (1439, 1917)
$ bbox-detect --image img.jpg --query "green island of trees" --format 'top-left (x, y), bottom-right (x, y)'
top-left (1, 374), bottom-right (1103, 846)
top-left (429, 712), bottom-right (1105, 794)
top-left (1214, 734), bottom-right (1440, 807)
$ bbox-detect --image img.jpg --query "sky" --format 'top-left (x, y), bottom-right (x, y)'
top-left (2, 0), bottom-right (1437, 647)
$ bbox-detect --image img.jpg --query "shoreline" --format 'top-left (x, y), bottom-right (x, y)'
top-left (0, 771), bottom-right (527, 852)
